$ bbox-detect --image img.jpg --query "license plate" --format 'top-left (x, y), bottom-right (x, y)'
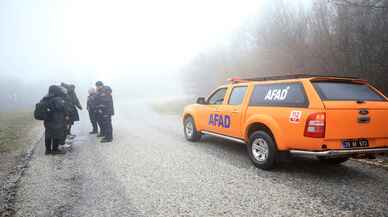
top-left (342, 139), bottom-right (369, 149)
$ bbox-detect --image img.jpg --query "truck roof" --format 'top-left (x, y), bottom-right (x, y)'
top-left (229, 74), bottom-right (367, 84)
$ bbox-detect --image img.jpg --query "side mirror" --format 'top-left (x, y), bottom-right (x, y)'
top-left (196, 97), bottom-right (206, 105)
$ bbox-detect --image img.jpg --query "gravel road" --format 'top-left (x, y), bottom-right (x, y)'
top-left (10, 101), bottom-right (388, 217)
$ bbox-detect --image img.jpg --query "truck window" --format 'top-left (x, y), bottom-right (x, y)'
top-left (312, 81), bottom-right (386, 101)
top-left (228, 86), bottom-right (247, 105)
top-left (207, 88), bottom-right (227, 105)
top-left (249, 82), bottom-right (308, 107)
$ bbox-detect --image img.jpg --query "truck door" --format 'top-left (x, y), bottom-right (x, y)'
top-left (217, 85), bottom-right (248, 138)
top-left (198, 87), bottom-right (228, 132)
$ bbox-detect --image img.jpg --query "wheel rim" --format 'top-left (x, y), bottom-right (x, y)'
top-left (185, 120), bottom-right (194, 137)
top-left (251, 138), bottom-right (269, 162)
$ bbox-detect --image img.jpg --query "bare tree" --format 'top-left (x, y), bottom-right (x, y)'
top-left (182, 0), bottom-right (388, 95)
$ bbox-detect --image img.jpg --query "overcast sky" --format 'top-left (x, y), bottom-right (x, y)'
top-left (0, 0), bottom-right (268, 85)
top-left (0, 0), bottom-right (313, 109)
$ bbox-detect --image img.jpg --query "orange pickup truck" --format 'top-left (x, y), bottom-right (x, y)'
top-left (182, 75), bottom-right (388, 170)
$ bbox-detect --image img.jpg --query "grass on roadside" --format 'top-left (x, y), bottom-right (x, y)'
top-left (0, 112), bottom-right (40, 154)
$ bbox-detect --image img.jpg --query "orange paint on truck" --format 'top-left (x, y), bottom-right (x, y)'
top-left (183, 75), bottom-right (388, 170)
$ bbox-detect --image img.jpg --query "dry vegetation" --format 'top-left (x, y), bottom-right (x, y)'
top-left (182, 0), bottom-right (388, 96)
top-left (0, 112), bottom-right (41, 186)
top-left (0, 112), bottom-right (41, 154)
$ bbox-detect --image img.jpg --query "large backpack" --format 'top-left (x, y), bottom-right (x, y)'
top-left (34, 98), bottom-right (52, 121)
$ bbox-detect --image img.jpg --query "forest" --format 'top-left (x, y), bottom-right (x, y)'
top-left (182, 0), bottom-right (388, 95)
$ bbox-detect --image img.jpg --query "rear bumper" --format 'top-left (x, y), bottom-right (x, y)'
top-left (289, 147), bottom-right (388, 157)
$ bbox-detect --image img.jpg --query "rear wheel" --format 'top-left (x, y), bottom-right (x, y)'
top-left (183, 116), bottom-right (201, 142)
top-left (317, 156), bottom-right (349, 164)
top-left (247, 131), bottom-right (277, 170)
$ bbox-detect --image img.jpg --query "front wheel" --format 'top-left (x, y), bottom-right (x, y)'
top-left (247, 131), bottom-right (278, 170)
top-left (183, 116), bottom-right (201, 142)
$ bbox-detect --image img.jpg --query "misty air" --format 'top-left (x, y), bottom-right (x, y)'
top-left (1, 0), bottom-right (388, 216)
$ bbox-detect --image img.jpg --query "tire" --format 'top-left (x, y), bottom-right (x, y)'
top-left (317, 156), bottom-right (349, 164)
top-left (247, 131), bottom-right (278, 170)
top-left (183, 116), bottom-right (201, 142)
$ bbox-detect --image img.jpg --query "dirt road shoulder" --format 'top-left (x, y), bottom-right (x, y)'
top-left (0, 112), bottom-right (42, 217)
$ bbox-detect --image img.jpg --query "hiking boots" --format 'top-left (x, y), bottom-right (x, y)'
top-left (51, 149), bottom-right (66, 155)
top-left (101, 138), bottom-right (113, 143)
top-left (61, 144), bottom-right (72, 149)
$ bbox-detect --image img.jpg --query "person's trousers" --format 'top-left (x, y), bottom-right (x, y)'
top-left (45, 130), bottom-right (61, 151)
top-left (88, 110), bottom-right (98, 132)
top-left (65, 120), bottom-right (73, 136)
top-left (101, 115), bottom-right (113, 139)
top-left (96, 113), bottom-right (104, 135)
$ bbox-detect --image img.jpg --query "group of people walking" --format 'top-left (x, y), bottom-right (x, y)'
top-left (35, 81), bottom-right (114, 155)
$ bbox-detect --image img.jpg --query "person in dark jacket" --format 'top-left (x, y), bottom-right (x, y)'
top-left (43, 85), bottom-right (68, 155)
top-left (95, 82), bottom-right (114, 143)
top-left (59, 86), bottom-right (73, 137)
top-left (87, 87), bottom-right (98, 134)
top-left (95, 81), bottom-right (105, 138)
top-left (61, 83), bottom-right (82, 138)
top-left (68, 84), bottom-right (83, 119)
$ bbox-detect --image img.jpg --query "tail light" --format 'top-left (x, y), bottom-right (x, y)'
top-left (304, 112), bottom-right (326, 138)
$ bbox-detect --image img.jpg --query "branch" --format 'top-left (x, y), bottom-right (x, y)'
top-left (329, 0), bottom-right (388, 9)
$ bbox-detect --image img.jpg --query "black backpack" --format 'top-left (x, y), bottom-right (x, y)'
top-left (34, 98), bottom-right (52, 121)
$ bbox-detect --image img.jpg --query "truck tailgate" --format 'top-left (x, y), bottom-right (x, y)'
top-left (324, 101), bottom-right (388, 140)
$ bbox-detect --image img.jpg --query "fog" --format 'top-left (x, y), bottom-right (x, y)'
top-left (0, 0), bottom-right (267, 111)
top-left (1, 0), bottom-right (386, 111)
